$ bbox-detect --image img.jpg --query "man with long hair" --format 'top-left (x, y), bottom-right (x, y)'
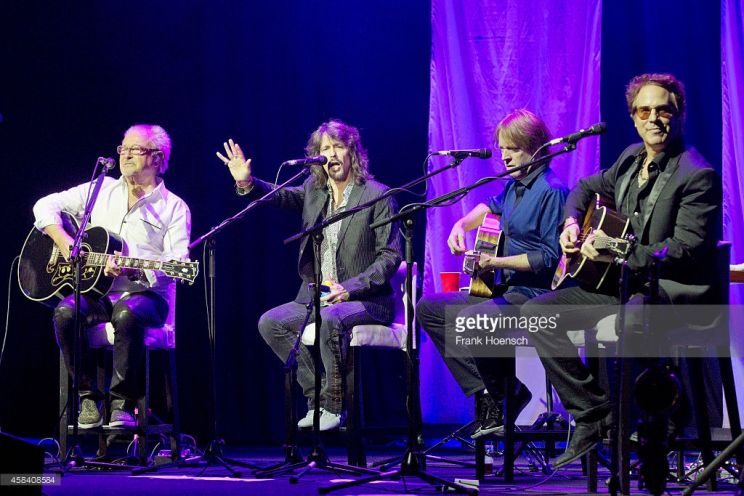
top-left (218, 120), bottom-right (402, 430)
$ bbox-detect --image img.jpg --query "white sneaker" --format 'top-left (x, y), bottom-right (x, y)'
top-left (318, 410), bottom-right (342, 431)
top-left (297, 409), bottom-right (319, 429)
top-left (297, 409), bottom-right (343, 431)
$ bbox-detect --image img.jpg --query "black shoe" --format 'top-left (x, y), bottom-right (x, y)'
top-left (472, 386), bottom-right (532, 439)
top-left (554, 418), bottom-right (608, 469)
top-left (109, 399), bottom-right (137, 428)
top-left (471, 392), bottom-right (501, 437)
top-left (472, 392), bottom-right (499, 433)
top-left (630, 418), bottom-right (680, 444)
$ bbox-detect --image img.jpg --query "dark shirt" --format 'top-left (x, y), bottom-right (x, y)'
top-left (487, 165), bottom-right (568, 298)
top-left (620, 150), bottom-right (665, 242)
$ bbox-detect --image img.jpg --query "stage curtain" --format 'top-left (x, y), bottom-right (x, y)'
top-left (424, 0), bottom-right (602, 423)
top-left (722, 0), bottom-right (744, 421)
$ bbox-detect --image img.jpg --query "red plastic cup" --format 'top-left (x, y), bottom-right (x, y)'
top-left (440, 272), bottom-right (461, 292)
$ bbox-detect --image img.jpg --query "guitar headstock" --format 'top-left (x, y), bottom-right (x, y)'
top-left (161, 259), bottom-right (199, 284)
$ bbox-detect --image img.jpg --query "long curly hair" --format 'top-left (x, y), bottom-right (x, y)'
top-left (304, 119), bottom-right (373, 189)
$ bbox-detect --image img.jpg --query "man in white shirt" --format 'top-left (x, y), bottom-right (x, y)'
top-left (33, 124), bottom-right (191, 428)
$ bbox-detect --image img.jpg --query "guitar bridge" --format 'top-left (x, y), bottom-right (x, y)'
top-left (463, 251), bottom-right (481, 277)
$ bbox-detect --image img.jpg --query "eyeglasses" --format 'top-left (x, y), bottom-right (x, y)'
top-left (633, 105), bottom-right (675, 120)
top-left (116, 145), bottom-right (160, 156)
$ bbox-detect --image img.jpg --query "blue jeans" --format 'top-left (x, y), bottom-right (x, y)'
top-left (258, 300), bottom-right (389, 414)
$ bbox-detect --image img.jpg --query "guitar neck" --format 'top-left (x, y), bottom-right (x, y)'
top-left (594, 236), bottom-right (626, 248)
top-left (594, 235), bottom-right (631, 257)
top-left (84, 252), bottom-right (164, 271)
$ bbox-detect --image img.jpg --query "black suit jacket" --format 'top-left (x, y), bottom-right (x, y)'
top-left (565, 142), bottom-right (722, 303)
top-left (250, 176), bottom-right (403, 323)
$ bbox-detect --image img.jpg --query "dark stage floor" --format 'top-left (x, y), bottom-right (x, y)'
top-left (22, 438), bottom-right (742, 496)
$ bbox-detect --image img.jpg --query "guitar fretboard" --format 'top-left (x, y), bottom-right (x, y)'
top-left (594, 237), bottom-right (628, 249)
top-left (83, 252), bottom-right (164, 271)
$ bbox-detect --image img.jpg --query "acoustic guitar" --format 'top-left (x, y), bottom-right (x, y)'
top-left (18, 214), bottom-right (198, 306)
top-left (463, 213), bottom-right (505, 297)
top-left (551, 194), bottom-right (634, 292)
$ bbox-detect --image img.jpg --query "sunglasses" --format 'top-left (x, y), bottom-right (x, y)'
top-left (633, 105), bottom-right (675, 120)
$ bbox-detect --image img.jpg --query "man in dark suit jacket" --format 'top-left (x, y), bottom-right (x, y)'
top-left (521, 73), bottom-right (722, 468)
top-left (218, 120), bottom-right (402, 430)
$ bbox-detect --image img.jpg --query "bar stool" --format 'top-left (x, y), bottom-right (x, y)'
top-left (58, 293), bottom-right (180, 466)
top-left (300, 262), bottom-right (416, 467)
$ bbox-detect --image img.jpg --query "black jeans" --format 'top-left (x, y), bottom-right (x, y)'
top-left (521, 285), bottom-right (672, 423)
top-left (416, 290), bottom-right (529, 399)
top-left (257, 300), bottom-right (388, 414)
top-left (54, 291), bottom-right (168, 404)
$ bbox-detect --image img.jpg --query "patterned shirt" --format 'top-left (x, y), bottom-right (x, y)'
top-left (320, 182), bottom-right (355, 282)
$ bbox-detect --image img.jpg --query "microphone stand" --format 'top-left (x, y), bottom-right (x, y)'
top-left (133, 168), bottom-right (310, 477)
top-left (275, 156), bottom-right (481, 484)
top-left (63, 158), bottom-right (128, 471)
top-left (261, 225), bottom-right (380, 484)
top-left (318, 144), bottom-right (579, 494)
top-left (252, 299), bottom-right (314, 477)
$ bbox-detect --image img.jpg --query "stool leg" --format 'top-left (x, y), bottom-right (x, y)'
top-left (544, 375), bottom-right (557, 459)
top-left (345, 347), bottom-right (366, 467)
top-left (59, 352), bottom-right (69, 458)
top-left (96, 349), bottom-right (107, 457)
top-left (501, 368), bottom-right (516, 482)
top-left (719, 352), bottom-right (742, 461)
top-left (585, 336), bottom-right (601, 492)
top-left (166, 349), bottom-right (180, 459)
top-left (686, 356), bottom-right (716, 491)
top-left (134, 349), bottom-right (150, 465)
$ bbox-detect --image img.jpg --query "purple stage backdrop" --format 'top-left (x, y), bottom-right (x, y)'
top-left (722, 0), bottom-right (744, 423)
top-left (423, 0), bottom-right (602, 423)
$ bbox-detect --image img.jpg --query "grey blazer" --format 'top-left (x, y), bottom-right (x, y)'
top-left (250, 176), bottom-right (403, 323)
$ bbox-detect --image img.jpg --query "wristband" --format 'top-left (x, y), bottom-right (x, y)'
top-left (235, 181), bottom-right (254, 196)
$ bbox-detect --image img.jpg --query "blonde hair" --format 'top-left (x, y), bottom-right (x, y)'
top-left (495, 109), bottom-right (551, 157)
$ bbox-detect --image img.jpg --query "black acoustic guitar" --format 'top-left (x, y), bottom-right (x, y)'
top-left (18, 214), bottom-right (199, 306)
top-left (551, 194), bottom-right (634, 293)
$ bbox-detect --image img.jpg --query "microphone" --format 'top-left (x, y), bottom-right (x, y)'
top-left (431, 148), bottom-right (492, 159)
top-left (282, 156), bottom-right (328, 167)
top-left (97, 157), bottom-right (116, 170)
top-left (546, 122), bottom-right (607, 146)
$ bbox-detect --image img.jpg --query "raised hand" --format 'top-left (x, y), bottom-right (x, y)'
top-left (216, 138), bottom-right (252, 183)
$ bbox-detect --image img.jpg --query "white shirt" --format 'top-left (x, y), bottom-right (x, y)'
top-left (33, 176), bottom-right (192, 300)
